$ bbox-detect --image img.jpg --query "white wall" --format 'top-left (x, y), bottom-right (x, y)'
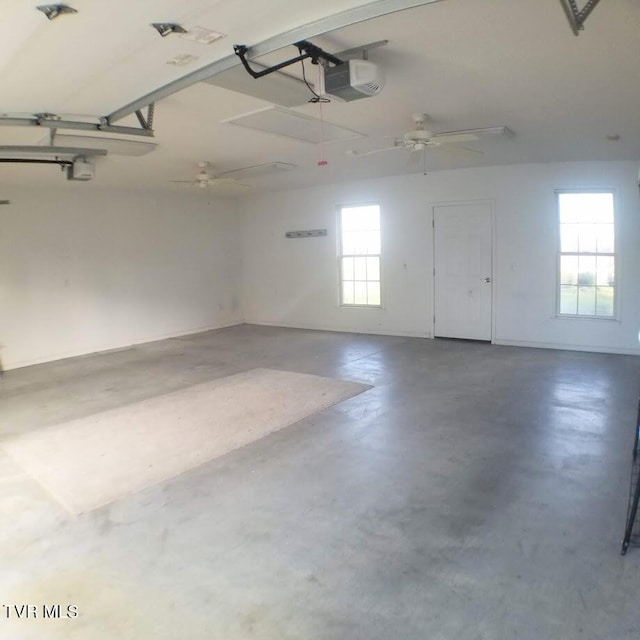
top-left (0, 187), bottom-right (243, 370)
top-left (241, 161), bottom-right (640, 355)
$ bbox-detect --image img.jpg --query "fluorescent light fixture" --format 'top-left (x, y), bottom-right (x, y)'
top-left (151, 23), bottom-right (187, 37)
top-left (223, 106), bottom-right (364, 144)
top-left (36, 4), bottom-right (77, 20)
top-left (181, 26), bottom-right (226, 45)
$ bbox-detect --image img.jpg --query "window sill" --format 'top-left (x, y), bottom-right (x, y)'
top-left (554, 313), bottom-right (619, 322)
top-left (339, 304), bottom-right (384, 310)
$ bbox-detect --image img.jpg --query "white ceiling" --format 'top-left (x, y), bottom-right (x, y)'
top-left (1, 0), bottom-right (639, 193)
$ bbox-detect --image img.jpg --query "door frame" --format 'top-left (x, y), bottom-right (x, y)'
top-left (431, 199), bottom-right (497, 342)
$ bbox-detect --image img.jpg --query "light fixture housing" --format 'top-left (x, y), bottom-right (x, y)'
top-left (151, 23), bottom-right (187, 37)
top-left (36, 4), bottom-right (77, 20)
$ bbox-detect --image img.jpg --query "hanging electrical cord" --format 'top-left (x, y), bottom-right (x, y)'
top-left (316, 64), bottom-right (328, 167)
top-left (299, 58), bottom-right (330, 104)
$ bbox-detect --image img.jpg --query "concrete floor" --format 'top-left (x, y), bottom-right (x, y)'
top-left (1, 324), bottom-right (639, 639)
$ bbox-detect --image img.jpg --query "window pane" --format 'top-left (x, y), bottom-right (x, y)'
top-left (597, 224), bottom-right (614, 253)
top-left (596, 256), bottom-right (614, 286)
top-left (341, 257), bottom-right (354, 280)
top-left (559, 193), bottom-right (614, 224)
top-left (577, 256), bottom-right (596, 286)
top-left (560, 255), bottom-right (578, 285)
top-left (355, 233), bottom-right (371, 255)
top-left (343, 230), bottom-right (381, 256)
top-left (341, 209), bottom-right (361, 231)
top-left (366, 257), bottom-right (380, 281)
top-left (560, 224), bottom-right (579, 252)
top-left (342, 231), bottom-right (357, 255)
top-left (353, 257), bottom-right (367, 280)
top-left (342, 281), bottom-right (354, 305)
top-left (365, 230), bottom-right (381, 254)
top-left (596, 286), bottom-right (614, 316)
top-left (578, 224), bottom-right (597, 253)
top-left (560, 285), bottom-right (578, 314)
top-left (354, 281), bottom-right (367, 305)
top-left (577, 286), bottom-right (596, 315)
top-left (341, 205), bottom-right (380, 231)
top-left (367, 281), bottom-right (381, 306)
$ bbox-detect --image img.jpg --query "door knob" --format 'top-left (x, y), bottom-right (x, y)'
top-left (483, 277), bottom-right (491, 283)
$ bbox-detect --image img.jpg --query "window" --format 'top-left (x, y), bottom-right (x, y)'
top-left (557, 191), bottom-right (615, 318)
top-left (339, 204), bottom-right (381, 306)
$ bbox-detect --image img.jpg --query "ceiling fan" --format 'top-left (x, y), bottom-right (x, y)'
top-left (170, 162), bottom-right (250, 189)
top-left (347, 113), bottom-right (513, 157)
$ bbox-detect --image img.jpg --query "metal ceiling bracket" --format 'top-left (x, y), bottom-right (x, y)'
top-left (36, 4), bottom-right (77, 21)
top-left (233, 40), bottom-right (342, 80)
top-left (559, 0), bottom-right (602, 35)
top-left (151, 23), bottom-right (187, 38)
top-left (135, 103), bottom-right (155, 130)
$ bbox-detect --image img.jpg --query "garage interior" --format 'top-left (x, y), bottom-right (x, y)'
top-left (1, 1), bottom-right (640, 638)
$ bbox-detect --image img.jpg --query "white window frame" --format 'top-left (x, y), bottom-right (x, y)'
top-left (555, 189), bottom-right (618, 320)
top-left (337, 202), bottom-right (383, 308)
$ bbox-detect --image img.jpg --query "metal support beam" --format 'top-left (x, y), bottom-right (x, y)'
top-left (107, 0), bottom-right (443, 123)
top-left (233, 40), bottom-right (342, 80)
top-left (559, 0), bottom-right (603, 35)
top-left (0, 116), bottom-right (155, 137)
top-left (0, 145), bottom-right (107, 157)
top-left (134, 103), bottom-right (155, 130)
top-left (0, 158), bottom-right (72, 167)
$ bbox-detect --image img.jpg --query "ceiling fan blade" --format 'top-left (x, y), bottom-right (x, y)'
top-left (347, 145), bottom-right (403, 157)
top-left (210, 177), bottom-right (250, 188)
top-left (437, 145), bottom-right (484, 157)
top-left (432, 132), bottom-right (479, 144)
top-left (436, 126), bottom-right (513, 140)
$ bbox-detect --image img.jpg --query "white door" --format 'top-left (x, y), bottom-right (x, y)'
top-left (433, 202), bottom-right (493, 341)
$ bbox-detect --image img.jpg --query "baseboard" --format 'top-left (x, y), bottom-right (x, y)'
top-left (3, 320), bottom-right (245, 371)
top-left (244, 319), bottom-right (432, 339)
top-left (493, 338), bottom-right (640, 356)
top-left (9, 323), bottom-right (633, 371)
